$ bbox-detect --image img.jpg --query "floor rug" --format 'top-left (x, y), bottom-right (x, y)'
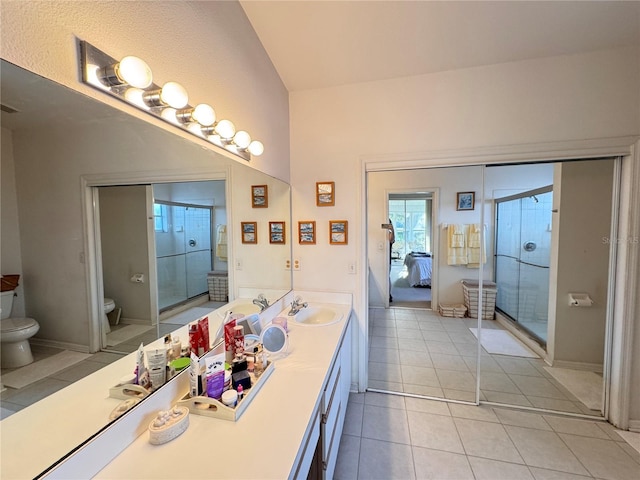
top-left (106, 324), bottom-right (154, 347)
top-left (2, 350), bottom-right (91, 389)
top-left (469, 328), bottom-right (539, 358)
top-left (391, 263), bottom-right (431, 308)
top-left (544, 366), bottom-right (603, 411)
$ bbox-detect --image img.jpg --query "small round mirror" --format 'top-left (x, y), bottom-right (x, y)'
top-left (260, 323), bottom-right (288, 355)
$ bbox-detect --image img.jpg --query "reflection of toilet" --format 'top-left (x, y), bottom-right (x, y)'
top-left (1, 291), bottom-right (40, 368)
top-left (103, 297), bottom-right (115, 334)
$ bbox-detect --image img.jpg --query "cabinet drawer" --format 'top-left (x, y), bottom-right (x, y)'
top-left (323, 362), bottom-right (340, 416)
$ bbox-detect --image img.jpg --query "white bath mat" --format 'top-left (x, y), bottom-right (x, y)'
top-left (544, 366), bottom-right (603, 411)
top-left (469, 328), bottom-right (540, 358)
top-left (106, 324), bottom-right (153, 347)
top-left (2, 350), bottom-right (91, 389)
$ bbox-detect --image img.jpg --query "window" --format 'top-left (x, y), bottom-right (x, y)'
top-left (154, 203), bottom-right (168, 232)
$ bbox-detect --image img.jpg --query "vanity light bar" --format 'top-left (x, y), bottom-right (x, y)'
top-left (78, 40), bottom-right (264, 161)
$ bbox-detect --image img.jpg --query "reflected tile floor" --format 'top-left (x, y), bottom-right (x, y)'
top-left (367, 307), bottom-right (598, 414)
top-left (335, 391), bottom-right (640, 480)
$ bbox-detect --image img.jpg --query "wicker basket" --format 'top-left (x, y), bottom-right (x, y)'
top-left (438, 303), bottom-right (467, 318)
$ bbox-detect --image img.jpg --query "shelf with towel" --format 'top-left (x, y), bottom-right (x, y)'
top-left (442, 223), bottom-right (487, 267)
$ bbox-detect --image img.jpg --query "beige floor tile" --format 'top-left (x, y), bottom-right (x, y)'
top-left (421, 330), bottom-right (452, 343)
top-left (493, 408), bottom-right (552, 431)
top-left (468, 457), bottom-right (535, 480)
top-left (425, 340), bottom-right (459, 355)
top-left (430, 353), bottom-right (470, 372)
top-left (496, 357), bottom-right (543, 376)
top-left (395, 319), bottom-right (420, 330)
top-left (404, 396), bottom-right (451, 416)
top-left (509, 374), bottom-right (570, 400)
top-left (505, 425), bottom-right (590, 475)
top-left (370, 335), bottom-right (399, 349)
top-left (482, 390), bottom-right (533, 407)
top-left (401, 365), bottom-right (440, 387)
top-left (358, 438), bottom-right (416, 480)
top-left (449, 403), bottom-right (499, 423)
top-left (527, 395), bottom-right (584, 413)
top-left (444, 388), bottom-right (481, 402)
top-left (362, 404), bottom-right (411, 444)
top-left (372, 326), bottom-right (398, 338)
top-left (478, 371), bottom-right (522, 394)
top-left (343, 401), bottom-right (364, 436)
top-left (365, 391), bottom-right (406, 410)
top-left (398, 337), bottom-right (429, 352)
top-left (369, 360), bottom-right (402, 382)
top-left (413, 447), bottom-right (474, 479)
top-left (559, 433), bottom-right (640, 480)
top-left (334, 434), bottom-right (360, 480)
top-left (399, 349), bottom-right (432, 367)
top-left (407, 410), bottom-right (465, 454)
top-left (436, 369), bottom-right (476, 392)
top-left (397, 327), bottom-right (423, 339)
top-left (543, 415), bottom-right (610, 439)
top-left (418, 321), bottom-right (446, 332)
top-left (455, 418), bottom-right (524, 463)
top-left (529, 467), bottom-right (593, 480)
top-left (369, 346), bottom-right (400, 364)
top-left (368, 379), bottom-right (404, 392)
top-left (403, 383), bottom-right (445, 398)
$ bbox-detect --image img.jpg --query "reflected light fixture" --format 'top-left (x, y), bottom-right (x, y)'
top-left (79, 40), bottom-right (263, 161)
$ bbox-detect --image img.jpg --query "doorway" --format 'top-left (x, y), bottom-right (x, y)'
top-left (388, 193), bottom-right (433, 309)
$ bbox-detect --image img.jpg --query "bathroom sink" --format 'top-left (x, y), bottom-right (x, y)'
top-left (217, 299), bottom-right (262, 318)
top-left (292, 306), bottom-right (342, 326)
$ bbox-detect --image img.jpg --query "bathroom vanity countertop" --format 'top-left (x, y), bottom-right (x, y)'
top-left (94, 301), bottom-right (352, 480)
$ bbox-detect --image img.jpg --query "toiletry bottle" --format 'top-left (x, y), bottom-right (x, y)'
top-left (237, 384), bottom-right (244, 401)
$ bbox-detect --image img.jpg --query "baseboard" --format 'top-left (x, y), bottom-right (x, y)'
top-left (629, 419), bottom-right (640, 433)
top-left (119, 317), bottom-right (155, 326)
top-left (550, 359), bottom-right (604, 374)
top-left (29, 338), bottom-right (91, 354)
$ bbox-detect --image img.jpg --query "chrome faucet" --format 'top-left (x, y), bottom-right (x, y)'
top-left (252, 293), bottom-right (270, 312)
top-left (288, 296), bottom-right (308, 316)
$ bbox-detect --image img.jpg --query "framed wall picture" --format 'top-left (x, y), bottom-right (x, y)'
top-left (298, 221), bottom-right (316, 244)
top-left (241, 222), bottom-right (257, 244)
top-left (251, 185), bottom-right (268, 208)
top-left (316, 181), bottom-right (335, 206)
top-left (329, 220), bottom-right (348, 245)
top-left (269, 221), bottom-right (286, 244)
top-left (456, 192), bottom-right (475, 211)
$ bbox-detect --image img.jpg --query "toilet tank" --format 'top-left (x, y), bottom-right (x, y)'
top-left (1, 291), bottom-right (15, 319)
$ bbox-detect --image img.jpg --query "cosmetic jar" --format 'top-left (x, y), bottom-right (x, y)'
top-left (221, 389), bottom-right (238, 407)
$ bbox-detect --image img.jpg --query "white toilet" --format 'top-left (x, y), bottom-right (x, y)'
top-left (103, 297), bottom-right (115, 334)
top-left (1, 291), bottom-right (40, 368)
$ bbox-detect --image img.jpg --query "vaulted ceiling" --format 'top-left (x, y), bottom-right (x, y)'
top-left (239, 1), bottom-right (640, 92)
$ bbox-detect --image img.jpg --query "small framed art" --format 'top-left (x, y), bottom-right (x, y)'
top-left (269, 221), bottom-right (286, 244)
top-left (329, 220), bottom-right (348, 245)
top-left (456, 192), bottom-right (475, 211)
top-left (252, 185), bottom-right (268, 208)
top-left (241, 222), bottom-right (257, 244)
top-left (316, 181), bottom-right (335, 206)
top-left (298, 221), bottom-right (316, 244)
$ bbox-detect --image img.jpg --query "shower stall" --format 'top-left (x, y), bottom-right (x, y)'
top-left (494, 186), bottom-right (553, 346)
top-left (154, 201), bottom-right (213, 312)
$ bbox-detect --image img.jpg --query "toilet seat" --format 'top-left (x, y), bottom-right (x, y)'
top-left (104, 298), bottom-right (115, 310)
top-left (1, 317), bottom-right (38, 332)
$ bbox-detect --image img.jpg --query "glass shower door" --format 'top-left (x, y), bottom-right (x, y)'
top-left (495, 188), bottom-right (552, 345)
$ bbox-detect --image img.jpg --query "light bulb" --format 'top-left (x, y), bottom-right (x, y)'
top-left (117, 56), bottom-right (153, 89)
top-left (160, 82), bottom-right (188, 109)
top-left (192, 104), bottom-right (216, 126)
top-left (248, 140), bottom-right (264, 156)
top-left (233, 131), bottom-right (251, 149)
top-left (214, 119), bottom-right (236, 140)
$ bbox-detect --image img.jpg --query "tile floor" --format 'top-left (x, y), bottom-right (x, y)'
top-left (334, 391), bottom-right (640, 480)
top-left (368, 307), bottom-right (599, 415)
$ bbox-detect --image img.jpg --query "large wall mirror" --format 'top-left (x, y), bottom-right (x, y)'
top-left (367, 158), bottom-right (619, 419)
top-left (1, 59), bottom-right (292, 474)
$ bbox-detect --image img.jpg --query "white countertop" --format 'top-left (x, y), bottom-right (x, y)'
top-left (94, 301), bottom-right (352, 479)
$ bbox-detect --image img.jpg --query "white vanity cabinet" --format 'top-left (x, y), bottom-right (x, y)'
top-left (318, 313), bottom-right (352, 479)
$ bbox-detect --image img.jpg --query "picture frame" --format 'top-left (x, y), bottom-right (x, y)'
top-left (241, 222), bottom-right (257, 244)
top-left (251, 185), bottom-right (268, 208)
top-left (456, 191), bottom-right (475, 211)
top-left (316, 181), bottom-right (335, 207)
top-left (298, 221), bottom-right (316, 244)
top-left (269, 221), bottom-right (286, 244)
top-left (329, 220), bottom-right (348, 245)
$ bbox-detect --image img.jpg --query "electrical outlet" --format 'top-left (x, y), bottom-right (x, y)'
top-left (285, 259), bottom-right (291, 270)
top-left (293, 259), bottom-right (301, 271)
top-left (348, 262), bottom-right (356, 274)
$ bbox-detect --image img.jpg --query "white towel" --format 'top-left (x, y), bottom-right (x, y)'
top-left (467, 223), bottom-right (486, 268)
top-left (216, 225), bottom-right (228, 260)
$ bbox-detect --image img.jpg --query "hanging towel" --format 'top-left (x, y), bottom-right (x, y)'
top-left (216, 225), bottom-right (228, 260)
top-left (447, 224), bottom-right (468, 265)
top-left (467, 223), bottom-right (486, 268)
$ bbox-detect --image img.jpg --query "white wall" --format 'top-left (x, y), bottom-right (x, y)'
top-left (0, 0), bottom-right (290, 182)
top-left (0, 127), bottom-right (25, 317)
